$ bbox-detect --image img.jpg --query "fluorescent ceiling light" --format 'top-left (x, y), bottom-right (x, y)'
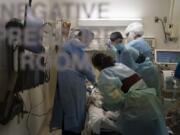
top-left (78, 18), bottom-right (143, 27)
top-left (79, 18), bottom-right (142, 21)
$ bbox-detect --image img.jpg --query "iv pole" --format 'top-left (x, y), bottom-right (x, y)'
top-left (29, 0), bottom-right (32, 7)
top-left (24, 0), bottom-right (32, 25)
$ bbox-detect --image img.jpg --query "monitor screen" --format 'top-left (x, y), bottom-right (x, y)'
top-left (155, 50), bottom-right (180, 64)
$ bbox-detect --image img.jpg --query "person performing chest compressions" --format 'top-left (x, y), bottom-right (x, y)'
top-left (91, 52), bottom-right (168, 135)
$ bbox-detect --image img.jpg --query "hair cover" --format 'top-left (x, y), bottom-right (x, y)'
top-left (125, 22), bottom-right (144, 37)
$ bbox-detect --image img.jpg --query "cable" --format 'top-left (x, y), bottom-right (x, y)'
top-left (12, 94), bottom-right (31, 135)
top-left (24, 99), bottom-right (52, 117)
top-left (21, 87), bottom-right (52, 135)
top-left (24, 98), bottom-right (52, 135)
top-left (45, 69), bottom-right (50, 82)
top-left (26, 97), bottom-right (33, 135)
top-left (25, 107), bottom-right (52, 135)
top-left (28, 108), bottom-right (52, 117)
top-left (31, 100), bottom-right (45, 110)
top-left (26, 108), bottom-right (32, 135)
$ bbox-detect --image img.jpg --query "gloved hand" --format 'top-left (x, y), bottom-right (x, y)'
top-left (104, 111), bottom-right (120, 120)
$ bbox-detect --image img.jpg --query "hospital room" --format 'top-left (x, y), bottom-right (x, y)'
top-left (0, 0), bottom-right (180, 135)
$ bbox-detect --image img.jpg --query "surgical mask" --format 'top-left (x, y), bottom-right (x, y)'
top-left (115, 43), bottom-right (124, 54)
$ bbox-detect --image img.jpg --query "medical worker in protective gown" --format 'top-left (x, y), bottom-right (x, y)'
top-left (110, 31), bottom-right (161, 96)
top-left (50, 29), bottom-right (95, 135)
top-left (125, 22), bottom-right (152, 58)
top-left (91, 52), bottom-right (168, 135)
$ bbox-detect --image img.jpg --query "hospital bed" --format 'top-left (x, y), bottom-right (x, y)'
top-left (86, 85), bottom-right (122, 135)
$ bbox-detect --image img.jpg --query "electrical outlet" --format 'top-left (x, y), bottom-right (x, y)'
top-left (166, 24), bottom-right (179, 41)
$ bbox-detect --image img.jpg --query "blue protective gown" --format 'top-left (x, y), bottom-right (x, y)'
top-left (50, 39), bottom-right (95, 133)
top-left (109, 43), bottom-right (139, 65)
top-left (136, 58), bottom-right (161, 96)
top-left (126, 37), bottom-right (152, 58)
top-left (118, 46), bottom-right (161, 96)
top-left (118, 45), bottom-right (139, 69)
top-left (97, 63), bottom-right (168, 135)
top-left (114, 43), bottom-right (125, 56)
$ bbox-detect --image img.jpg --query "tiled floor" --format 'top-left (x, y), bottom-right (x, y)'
top-left (41, 126), bottom-right (61, 135)
top-left (41, 126), bottom-right (90, 135)
top-left (40, 115), bottom-right (91, 135)
top-left (41, 125), bottom-right (91, 135)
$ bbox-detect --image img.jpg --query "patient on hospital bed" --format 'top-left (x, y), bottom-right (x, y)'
top-left (86, 87), bottom-right (122, 135)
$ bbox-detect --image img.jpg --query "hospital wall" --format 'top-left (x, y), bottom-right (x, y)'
top-left (0, 0), bottom-right (180, 135)
top-left (0, 0), bottom-right (180, 47)
top-left (62, 0), bottom-right (180, 50)
top-left (174, 0), bottom-right (180, 47)
top-left (45, 0), bottom-right (180, 50)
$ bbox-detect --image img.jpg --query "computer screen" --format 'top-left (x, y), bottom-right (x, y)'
top-left (155, 49), bottom-right (180, 64)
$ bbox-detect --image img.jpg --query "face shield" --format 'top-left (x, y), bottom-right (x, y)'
top-left (125, 22), bottom-right (144, 43)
